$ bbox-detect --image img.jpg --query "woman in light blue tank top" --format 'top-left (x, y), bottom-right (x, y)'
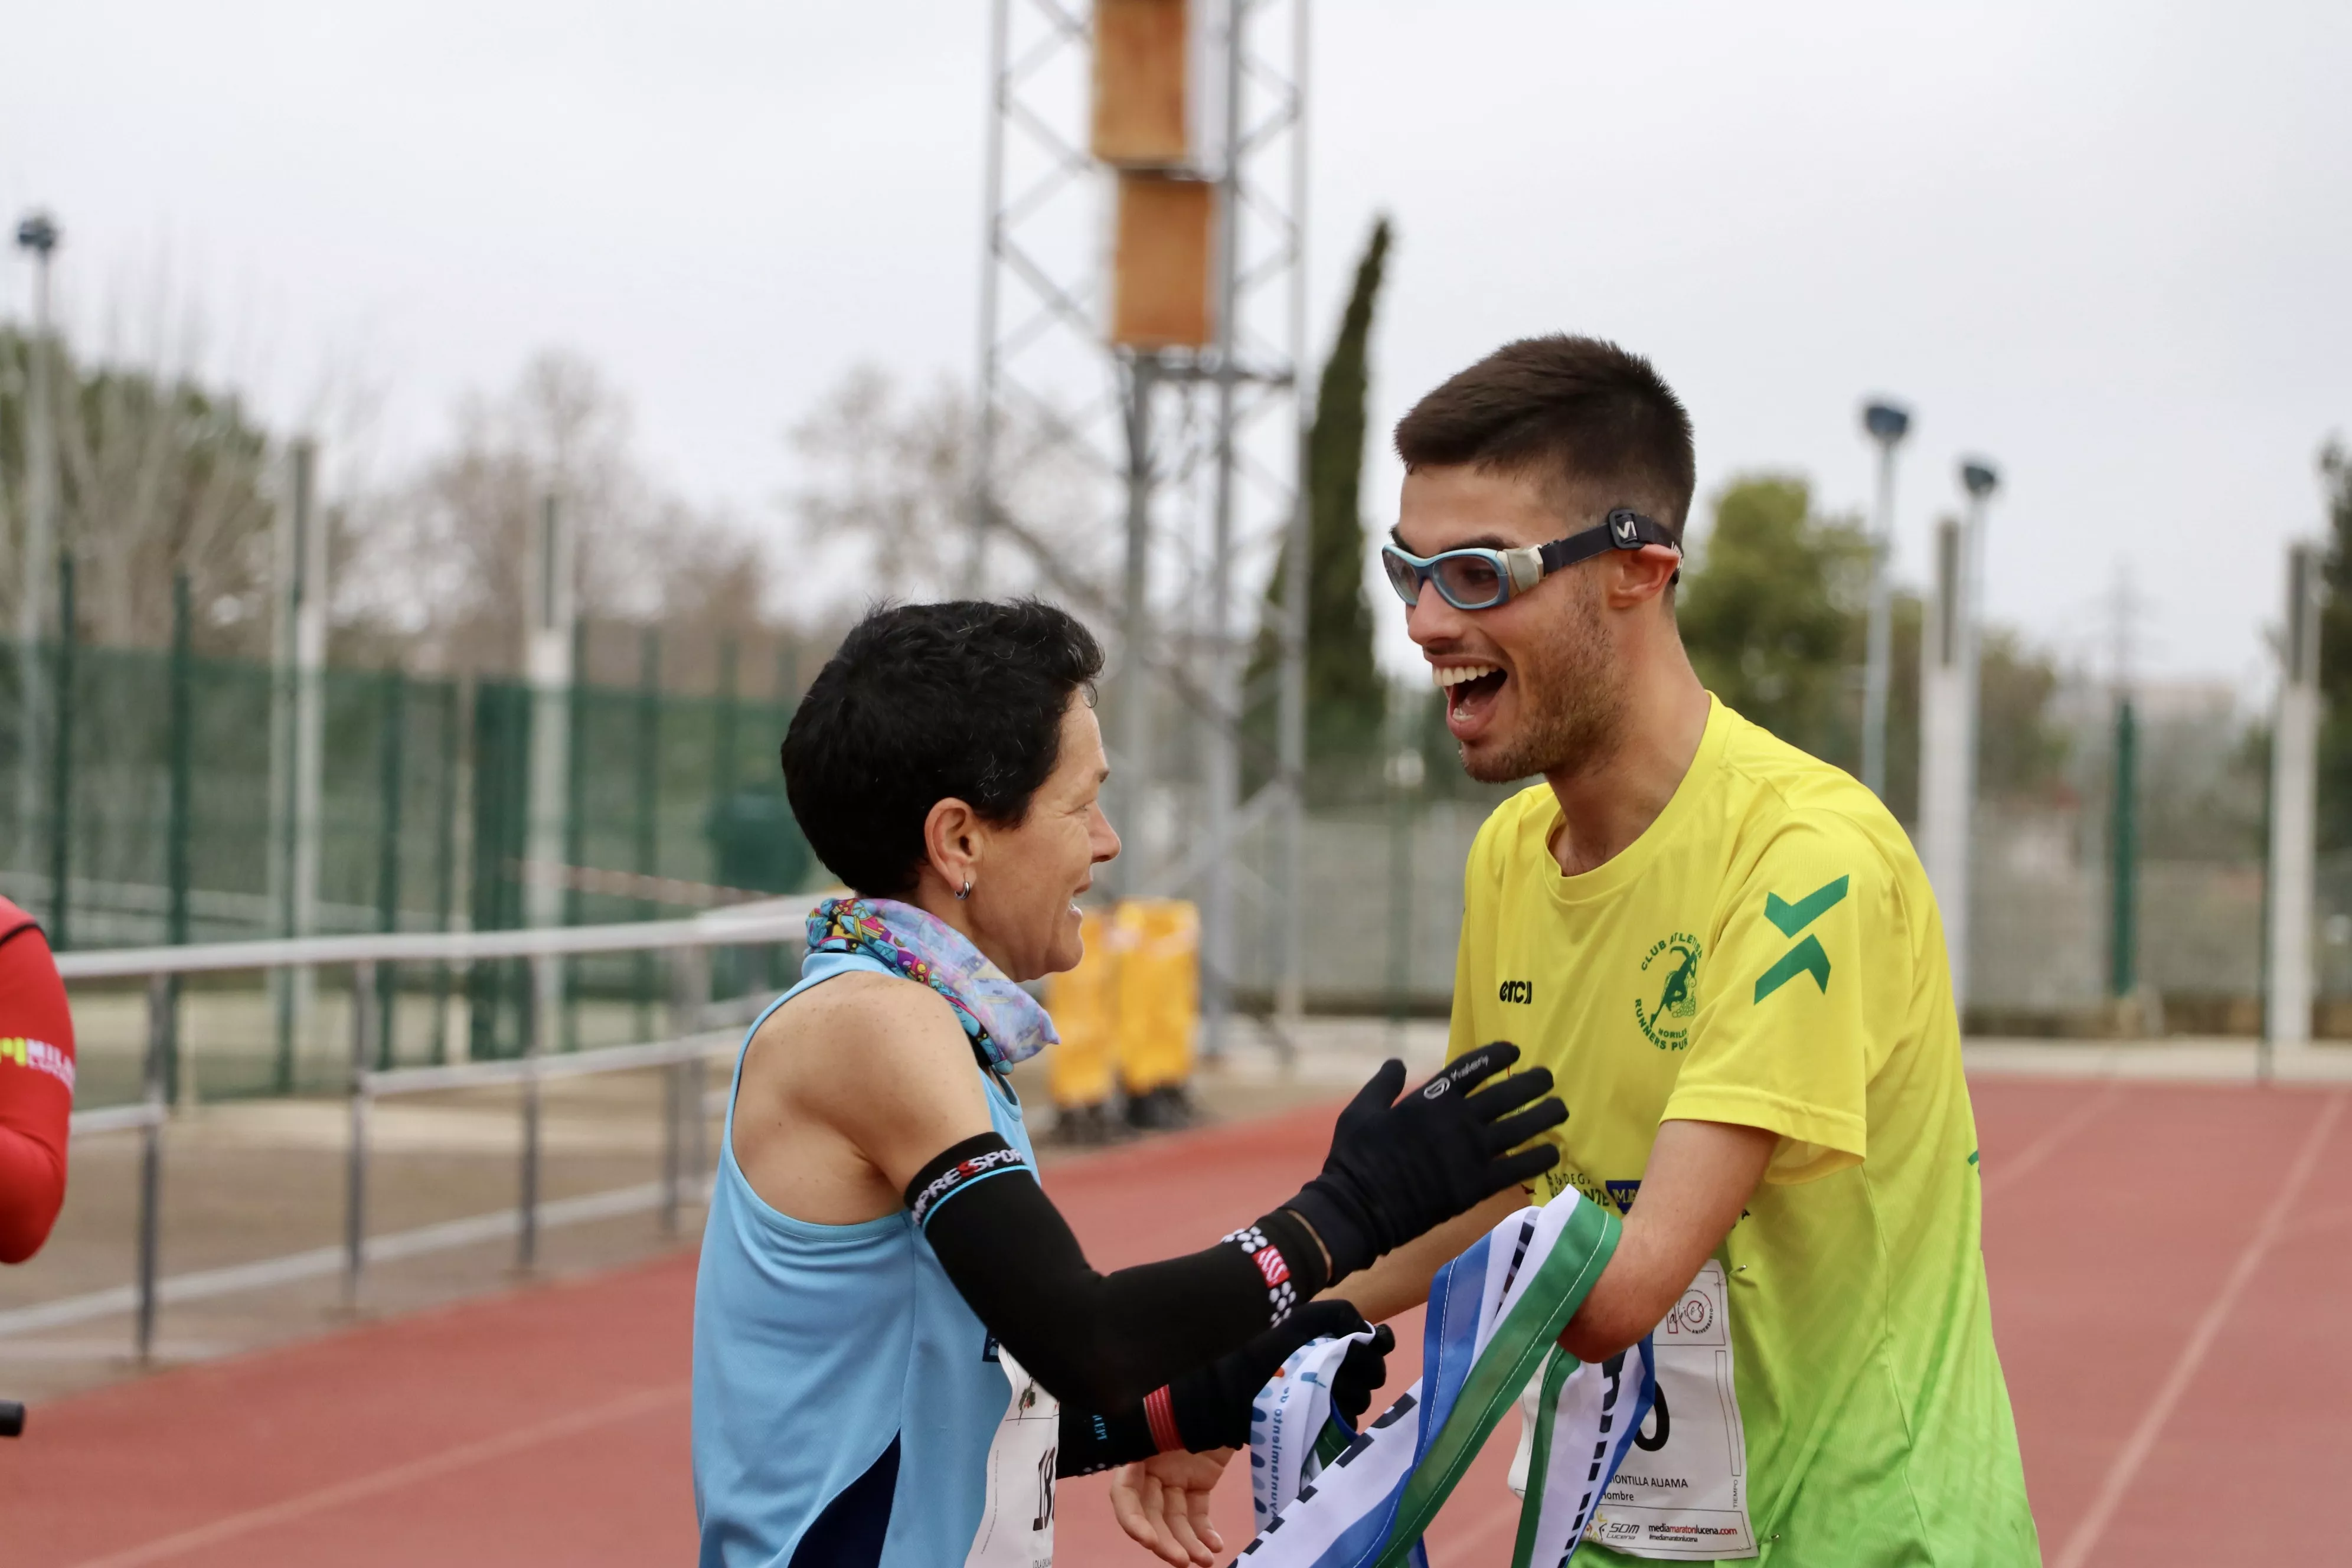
top-left (692, 603), bottom-right (1537, 1567)
top-left (695, 948), bottom-right (1044, 1568)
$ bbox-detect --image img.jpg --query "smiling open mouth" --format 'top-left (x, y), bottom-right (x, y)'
top-left (1434, 662), bottom-right (1507, 724)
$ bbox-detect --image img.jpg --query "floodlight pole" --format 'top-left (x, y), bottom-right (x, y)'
top-left (1116, 352), bottom-right (1158, 899)
top-left (2265, 540), bottom-right (2321, 1072)
top-left (974, 0), bottom-right (1305, 1051)
top-left (14, 212), bottom-right (59, 875)
top-left (1859, 400), bottom-right (1910, 800)
top-left (268, 439), bottom-right (328, 1086)
top-left (526, 494), bottom-right (577, 1055)
top-left (1920, 460), bottom-right (1996, 1010)
top-left (1198, 0), bottom-right (1247, 1056)
top-left (1274, 0), bottom-right (1311, 1028)
top-left (965, 0), bottom-right (1012, 595)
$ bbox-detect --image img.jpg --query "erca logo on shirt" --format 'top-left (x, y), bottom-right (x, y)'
top-left (1497, 978), bottom-right (1533, 1004)
top-left (1634, 933), bottom-right (1703, 1049)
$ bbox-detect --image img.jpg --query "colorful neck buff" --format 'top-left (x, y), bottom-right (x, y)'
top-left (806, 896), bottom-right (1059, 1074)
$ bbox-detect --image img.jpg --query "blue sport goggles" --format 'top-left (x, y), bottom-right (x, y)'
top-left (1380, 508), bottom-right (1680, 611)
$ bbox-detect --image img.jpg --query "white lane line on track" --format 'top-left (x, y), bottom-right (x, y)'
top-left (60, 1383), bottom-right (686, 1568)
top-left (0, 1181), bottom-right (687, 1338)
top-left (2054, 1088), bottom-right (2347, 1568)
top-left (2283, 1204), bottom-right (2352, 1239)
top-left (1981, 1079), bottom-right (2122, 1201)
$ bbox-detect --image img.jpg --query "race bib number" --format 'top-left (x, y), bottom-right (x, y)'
top-left (1511, 1259), bottom-right (1756, 1559)
top-left (964, 1345), bottom-right (1059, 1568)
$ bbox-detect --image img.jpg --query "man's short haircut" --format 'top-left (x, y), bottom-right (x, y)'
top-left (783, 599), bottom-right (1105, 897)
top-left (1393, 335), bottom-right (1697, 541)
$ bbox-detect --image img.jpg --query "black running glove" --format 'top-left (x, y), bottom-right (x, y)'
top-left (1283, 1042), bottom-right (1564, 1282)
top-left (1168, 1301), bottom-right (1396, 1452)
top-left (1056, 1306), bottom-right (1396, 1475)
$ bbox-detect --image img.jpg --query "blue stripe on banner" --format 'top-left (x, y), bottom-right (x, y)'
top-left (1415, 1233), bottom-right (1491, 1452)
top-left (1321, 1391), bottom-right (1420, 1566)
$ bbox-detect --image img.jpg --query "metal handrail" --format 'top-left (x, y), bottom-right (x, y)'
top-left (337, 950), bottom-right (736, 1306)
top-left (45, 903), bottom-right (817, 1364)
top-left (362, 1030), bottom-right (737, 1099)
top-left (51, 895), bottom-right (819, 981)
top-left (68, 1102), bottom-right (169, 1137)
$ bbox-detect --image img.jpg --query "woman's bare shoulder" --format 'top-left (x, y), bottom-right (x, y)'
top-left (750, 972), bottom-right (974, 1102)
top-left (769, 969), bottom-right (960, 1040)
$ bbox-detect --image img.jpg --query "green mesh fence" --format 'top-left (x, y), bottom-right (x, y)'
top-left (0, 642), bottom-right (461, 952)
top-left (463, 677), bottom-right (805, 1061)
top-left (1, 626), bottom-right (809, 1087)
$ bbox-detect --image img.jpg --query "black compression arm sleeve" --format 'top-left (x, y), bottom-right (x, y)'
top-left (907, 1133), bottom-right (1328, 1413)
top-left (1056, 1403), bottom-right (1158, 1477)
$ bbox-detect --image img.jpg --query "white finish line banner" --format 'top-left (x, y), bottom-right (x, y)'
top-left (1243, 1195), bottom-right (1657, 1568)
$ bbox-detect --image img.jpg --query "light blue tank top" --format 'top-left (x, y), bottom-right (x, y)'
top-left (692, 949), bottom-right (1043, 1568)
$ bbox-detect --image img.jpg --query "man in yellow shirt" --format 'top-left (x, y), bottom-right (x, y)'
top-left (1337, 335), bottom-right (2038, 1563)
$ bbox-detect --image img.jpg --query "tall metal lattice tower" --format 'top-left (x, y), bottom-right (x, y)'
top-left (971, 0), bottom-right (1309, 1052)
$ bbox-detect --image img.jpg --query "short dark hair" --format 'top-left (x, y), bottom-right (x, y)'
top-left (1393, 335), bottom-right (1697, 540)
top-left (782, 600), bottom-right (1105, 897)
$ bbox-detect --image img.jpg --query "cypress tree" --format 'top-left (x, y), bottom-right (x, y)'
top-left (1251, 217), bottom-right (1391, 779)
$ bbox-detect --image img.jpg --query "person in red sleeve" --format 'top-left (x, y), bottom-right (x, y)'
top-left (0, 894), bottom-right (73, 1265)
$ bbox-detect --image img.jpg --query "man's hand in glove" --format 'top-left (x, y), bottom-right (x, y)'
top-left (1283, 1042), bottom-right (1564, 1282)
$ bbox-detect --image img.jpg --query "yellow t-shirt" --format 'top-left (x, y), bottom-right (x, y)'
top-left (1450, 697), bottom-right (2037, 1564)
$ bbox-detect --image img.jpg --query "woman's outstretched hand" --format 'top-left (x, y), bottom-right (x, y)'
top-left (1109, 1448), bottom-right (1233, 1567)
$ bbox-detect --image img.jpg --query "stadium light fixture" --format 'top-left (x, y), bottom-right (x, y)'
top-left (15, 211), bottom-right (57, 257)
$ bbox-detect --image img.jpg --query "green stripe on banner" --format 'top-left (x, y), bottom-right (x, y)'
top-left (1509, 1349), bottom-right (1577, 1568)
top-left (1370, 1198), bottom-right (1621, 1568)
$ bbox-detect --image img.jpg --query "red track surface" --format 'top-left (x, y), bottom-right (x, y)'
top-left (4, 1080), bottom-right (2348, 1566)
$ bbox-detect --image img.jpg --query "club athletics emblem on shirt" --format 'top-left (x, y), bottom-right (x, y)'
top-left (1634, 932), bottom-right (1703, 1050)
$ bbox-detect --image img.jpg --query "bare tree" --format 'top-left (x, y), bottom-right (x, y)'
top-left (787, 367), bottom-right (975, 606)
top-left (352, 348), bottom-right (790, 681)
top-left (785, 365), bottom-right (1113, 617)
top-left (1, 324), bottom-right (277, 654)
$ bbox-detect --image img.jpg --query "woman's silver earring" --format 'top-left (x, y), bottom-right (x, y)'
top-left (956, 876), bottom-right (972, 901)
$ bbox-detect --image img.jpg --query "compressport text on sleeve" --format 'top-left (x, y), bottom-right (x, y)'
top-left (904, 1133), bottom-right (1328, 1413)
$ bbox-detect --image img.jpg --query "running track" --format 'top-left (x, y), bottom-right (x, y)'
top-left (4, 1079), bottom-right (2347, 1566)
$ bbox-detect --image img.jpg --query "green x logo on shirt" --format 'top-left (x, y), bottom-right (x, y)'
top-left (1755, 875), bottom-right (1848, 1001)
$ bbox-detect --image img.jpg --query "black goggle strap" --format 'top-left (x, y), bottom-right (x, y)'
top-left (1505, 509), bottom-right (1680, 594)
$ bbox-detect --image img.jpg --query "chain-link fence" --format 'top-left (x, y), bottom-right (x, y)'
top-left (463, 674), bottom-right (804, 1062)
top-left (0, 643), bottom-right (462, 951)
top-left (17, 623), bottom-right (2350, 1053)
top-left (1223, 685), bottom-right (2352, 1040)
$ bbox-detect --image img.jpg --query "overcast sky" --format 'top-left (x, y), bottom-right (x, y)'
top-left (6, 1), bottom-right (2347, 688)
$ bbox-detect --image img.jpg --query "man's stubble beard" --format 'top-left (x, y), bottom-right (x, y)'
top-left (1460, 576), bottom-right (1628, 785)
